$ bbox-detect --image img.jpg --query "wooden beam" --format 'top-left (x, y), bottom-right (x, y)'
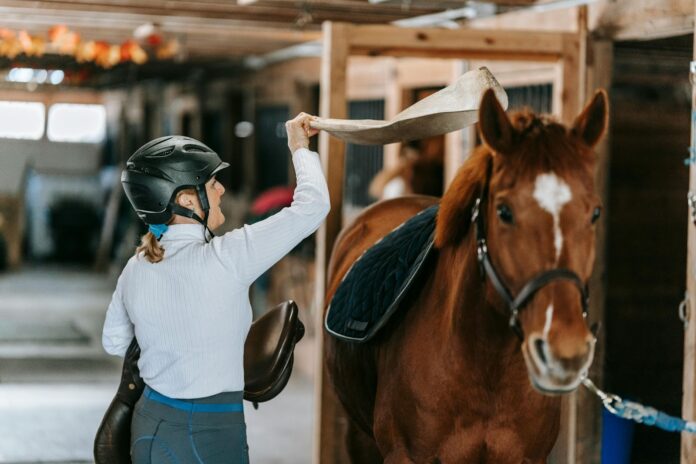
top-left (394, 58), bottom-right (458, 88)
top-left (2, 0), bottom-right (446, 24)
top-left (347, 24), bottom-right (572, 61)
top-left (314, 20), bottom-right (350, 464)
top-left (0, 88), bottom-right (102, 105)
top-left (468, 3), bottom-right (578, 32)
top-left (682, 4), bottom-right (696, 462)
top-left (0, 7), bottom-right (323, 39)
top-left (467, 0), bottom-right (693, 42)
top-left (346, 57), bottom-right (391, 100)
top-left (594, 0), bottom-right (694, 41)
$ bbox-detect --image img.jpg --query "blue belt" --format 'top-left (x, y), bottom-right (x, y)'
top-left (144, 386), bottom-right (244, 413)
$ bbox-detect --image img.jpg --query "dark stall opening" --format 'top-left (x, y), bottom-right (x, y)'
top-left (605, 34), bottom-right (692, 464)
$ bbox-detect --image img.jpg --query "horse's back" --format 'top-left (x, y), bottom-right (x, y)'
top-left (326, 195), bottom-right (439, 304)
top-left (323, 194), bottom-right (438, 439)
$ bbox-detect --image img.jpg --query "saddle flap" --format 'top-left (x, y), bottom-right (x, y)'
top-left (243, 300), bottom-right (305, 402)
top-left (93, 397), bottom-right (133, 464)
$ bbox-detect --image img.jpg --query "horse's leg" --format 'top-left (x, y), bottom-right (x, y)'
top-left (345, 418), bottom-right (382, 464)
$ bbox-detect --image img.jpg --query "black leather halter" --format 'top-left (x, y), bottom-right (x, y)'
top-left (471, 171), bottom-right (590, 340)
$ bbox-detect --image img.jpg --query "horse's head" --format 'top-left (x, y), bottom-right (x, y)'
top-left (435, 88), bottom-right (608, 395)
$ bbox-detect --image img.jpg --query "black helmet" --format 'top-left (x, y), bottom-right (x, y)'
top-left (121, 136), bottom-right (229, 228)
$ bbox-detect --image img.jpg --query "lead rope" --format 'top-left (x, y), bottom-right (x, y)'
top-left (582, 376), bottom-right (696, 433)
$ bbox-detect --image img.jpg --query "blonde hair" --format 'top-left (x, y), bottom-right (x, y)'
top-left (136, 188), bottom-right (196, 263)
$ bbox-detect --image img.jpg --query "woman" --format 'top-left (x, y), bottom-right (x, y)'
top-left (102, 113), bottom-right (329, 463)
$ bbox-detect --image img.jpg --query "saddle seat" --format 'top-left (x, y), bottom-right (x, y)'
top-left (326, 204), bottom-right (439, 343)
top-left (93, 300), bottom-right (304, 464)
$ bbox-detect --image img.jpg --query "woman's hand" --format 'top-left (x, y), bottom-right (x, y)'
top-left (286, 112), bottom-right (319, 153)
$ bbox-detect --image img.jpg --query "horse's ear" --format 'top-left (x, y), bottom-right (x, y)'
top-left (478, 88), bottom-right (515, 155)
top-left (572, 89), bottom-right (608, 148)
top-left (435, 151), bottom-right (489, 249)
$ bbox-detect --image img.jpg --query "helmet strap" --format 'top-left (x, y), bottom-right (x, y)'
top-left (170, 202), bottom-right (215, 243)
top-left (195, 184), bottom-right (215, 242)
top-left (168, 184), bottom-right (216, 242)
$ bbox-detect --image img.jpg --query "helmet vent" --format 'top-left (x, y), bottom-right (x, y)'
top-left (184, 145), bottom-right (208, 152)
top-left (149, 147), bottom-right (175, 158)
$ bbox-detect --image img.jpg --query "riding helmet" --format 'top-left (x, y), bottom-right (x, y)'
top-left (121, 135), bottom-right (229, 226)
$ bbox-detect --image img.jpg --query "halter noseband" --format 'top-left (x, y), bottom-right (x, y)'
top-left (471, 169), bottom-right (590, 340)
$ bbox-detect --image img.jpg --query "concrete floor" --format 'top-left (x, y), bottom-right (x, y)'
top-left (0, 265), bottom-right (314, 463)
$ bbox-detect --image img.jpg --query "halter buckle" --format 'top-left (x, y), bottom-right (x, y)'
top-left (476, 239), bottom-right (487, 263)
top-left (509, 308), bottom-right (519, 328)
top-left (471, 198), bottom-right (481, 223)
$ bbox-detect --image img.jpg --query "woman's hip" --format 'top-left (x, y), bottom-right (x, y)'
top-left (131, 386), bottom-right (249, 464)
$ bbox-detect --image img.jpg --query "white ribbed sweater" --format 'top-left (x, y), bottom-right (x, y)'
top-left (102, 148), bottom-right (330, 399)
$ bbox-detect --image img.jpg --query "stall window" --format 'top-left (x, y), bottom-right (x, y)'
top-left (47, 103), bottom-right (106, 143)
top-left (256, 105), bottom-right (290, 193)
top-left (345, 99), bottom-right (385, 207)
top-left (0, 101), bottom-right (45, 140)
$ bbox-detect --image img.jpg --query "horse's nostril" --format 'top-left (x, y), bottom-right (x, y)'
top-left (534, 338), bottom-right (547, 365)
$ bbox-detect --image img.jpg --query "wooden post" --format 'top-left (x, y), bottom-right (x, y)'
top-left (384, 58), bottom-right (403, 171)
top-left (682, 5), bottom-right (696, 461)
top-left (314, 21), bottom-right (350, 464)
top-left (576, 38), bottom-right (613, 464)
top-left (549, 10), bottom-right (588, 463)
top-left (559, 35), bottom-right (583, 126)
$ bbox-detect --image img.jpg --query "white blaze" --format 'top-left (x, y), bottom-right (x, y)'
top-left (533, 173), bottom-right (572, 263)
top-left (543, 304), bottom-right (554, 339)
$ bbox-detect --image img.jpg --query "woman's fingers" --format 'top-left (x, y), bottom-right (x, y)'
top-left (286, 113), bottom-right (319, 152)
top-left (300, 117), bottom-right (319, 138)
top-left (302, 115), bottom-right (320, 137)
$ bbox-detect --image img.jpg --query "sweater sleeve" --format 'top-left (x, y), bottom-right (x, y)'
top-left (102, 271), bottom-right (135, 357)
top-left (214, 148), bottom-right (330, 286)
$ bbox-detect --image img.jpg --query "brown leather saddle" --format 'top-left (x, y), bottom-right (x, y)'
top-left (93, 300), bottom-right (305, 464)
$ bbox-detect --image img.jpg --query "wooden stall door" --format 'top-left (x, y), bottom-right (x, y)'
top-left (314, 21), bottom-right (586, 464)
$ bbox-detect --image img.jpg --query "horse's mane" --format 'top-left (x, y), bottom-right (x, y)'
top-left (434, 108), bottom-right (595, 249)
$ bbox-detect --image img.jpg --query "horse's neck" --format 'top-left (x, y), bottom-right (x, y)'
top-left (432, 239), bottom-right (521, 374)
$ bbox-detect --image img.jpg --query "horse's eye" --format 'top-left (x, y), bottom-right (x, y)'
top-left (591, 206), bottom-right (601, 224)
top-left (496, 204), bottom-right (514, 224)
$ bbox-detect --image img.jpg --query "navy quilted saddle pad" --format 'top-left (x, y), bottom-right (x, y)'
top-left (325, 204), bottom-right (439, 343)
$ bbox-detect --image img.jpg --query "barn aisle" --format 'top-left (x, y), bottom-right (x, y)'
top-left (0, 267), bottom-right (313, 463)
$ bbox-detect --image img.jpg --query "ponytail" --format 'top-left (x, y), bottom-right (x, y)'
top-left (136, 231), bottom-right (165, 263)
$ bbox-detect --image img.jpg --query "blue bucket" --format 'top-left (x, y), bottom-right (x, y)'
top-left (601, 407), bottom-right (635, 463)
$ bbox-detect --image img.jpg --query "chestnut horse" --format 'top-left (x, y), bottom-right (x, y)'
top-left (324, 88), bottom-right (608, 463)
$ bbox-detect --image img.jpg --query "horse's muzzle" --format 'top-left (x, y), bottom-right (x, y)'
top-left (523, 333), bottom-right (595, 395)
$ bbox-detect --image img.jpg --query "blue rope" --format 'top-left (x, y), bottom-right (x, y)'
top-left (583, 377), bottom-right (696, 434)
top-left (611, 399), bottom-right (696, 433)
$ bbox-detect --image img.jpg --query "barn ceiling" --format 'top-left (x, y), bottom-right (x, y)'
top-left (0, 0), bottom-right (555, 59)
top-left (0, 0), bottom-right (573, 87)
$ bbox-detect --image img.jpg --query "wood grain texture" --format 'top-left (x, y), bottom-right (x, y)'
top-left (315, 21), bottom-right (350, 464)
top-left (683, 4), bottom-right (696, 461)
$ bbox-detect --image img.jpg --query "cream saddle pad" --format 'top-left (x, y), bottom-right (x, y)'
top-left (310, 66), bottom-right (508, 145)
